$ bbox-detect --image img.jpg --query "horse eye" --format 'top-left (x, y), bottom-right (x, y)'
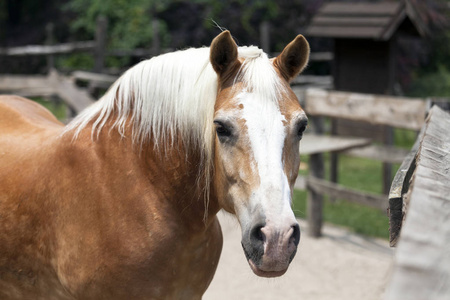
top-left (297, 120), bottom-right (308, 138)
top-left (214, 121), bottom-right (232, 138)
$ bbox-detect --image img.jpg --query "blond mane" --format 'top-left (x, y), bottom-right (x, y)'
top-left (64, 45), bottom-right (285, 215)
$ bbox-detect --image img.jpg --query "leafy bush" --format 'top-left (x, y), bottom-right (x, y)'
top-left (65, 0), bottom-right (167, 50)
top-left (409, 64), bottom-right (450, 98)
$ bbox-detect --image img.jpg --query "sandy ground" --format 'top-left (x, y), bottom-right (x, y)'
top-left (204, 211), bottom-right (393, 300)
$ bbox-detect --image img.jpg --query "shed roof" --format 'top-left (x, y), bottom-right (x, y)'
top-left (305, 1), bottom-right (428, 40)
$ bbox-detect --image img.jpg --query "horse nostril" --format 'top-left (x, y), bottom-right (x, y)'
top-left (250, 225), bottom-right (265, 244)
top-left (291, 224), bottom-right (300, 246)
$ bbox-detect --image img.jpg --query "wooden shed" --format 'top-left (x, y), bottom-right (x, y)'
top-left (306, 0), bottom-right (427, 94)
top-left (305, 1), bottom-right (428, 194)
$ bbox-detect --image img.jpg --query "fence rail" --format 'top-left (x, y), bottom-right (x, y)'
top-left (0, 70), bottom-right (94, 115)
top-left (0, 16), bottom-right (333, 68)
top-left (305, 88), bottom-right (427, 130)
top-left (0, 41), bottom-right (96, 56)
top-left (307, 176), bottom-right (387, 211)
top-left (296, 88), bottom-right (430, 237)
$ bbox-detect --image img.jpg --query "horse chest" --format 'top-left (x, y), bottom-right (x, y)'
top-left (55, 214), bottom-right (223, 300)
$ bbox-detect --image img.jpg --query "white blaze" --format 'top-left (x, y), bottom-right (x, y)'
top-left (237, 91), bottom-right (295, 226)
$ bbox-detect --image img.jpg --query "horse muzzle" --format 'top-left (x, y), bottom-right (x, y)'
top-left (241, 221), bottom-right (300, 278)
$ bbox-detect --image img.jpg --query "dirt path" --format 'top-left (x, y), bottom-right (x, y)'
top-left (204, 212), bottom-right (393, 300)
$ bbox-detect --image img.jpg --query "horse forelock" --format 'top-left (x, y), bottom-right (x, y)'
top-left (236, 46), bottom-right (287, 106)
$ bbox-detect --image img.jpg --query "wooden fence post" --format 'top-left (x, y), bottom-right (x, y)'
top-left (259, 21), bottom-right (270, 53)
top-left (330, 119), bottom-right (338, 202)
top-left (307, 117), bottom-right (325, 237)
top-left (383, 127), bottom-right (394, 194)
top-left (94, 16), bottom-right (108, 73)
top-left (151, 19), bottom-right (160, 56)
top-left (308, 153), bottom-right (324, 237)
top-left (45, 23), bottom-right (55, 71)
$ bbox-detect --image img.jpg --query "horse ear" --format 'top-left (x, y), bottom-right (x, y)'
top-left (274, 35), bottom-right (310, 82)
top-left (210, 31), bottom-right (238, 76)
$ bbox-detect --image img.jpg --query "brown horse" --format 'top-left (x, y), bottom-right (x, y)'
top-left (0, 31), bottom-right (309, 299)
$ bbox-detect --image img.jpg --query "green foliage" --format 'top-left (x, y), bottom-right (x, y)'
top-left (60, 0), bottom-right (293, 68)
top-left (423, 31), bottom-right (450, 74)
top-left (409, 64), bottom-right (450, 98)
top-left (65, 0), bottom-right (170, 50)
top-left (57, 52), bottom-right (130, 70)
top-left (197, 0), bottom-right (279, 31)
top-left (406, 28), bottom-right (450, 98)
top-left (57, 53), bottom-right (94, 70)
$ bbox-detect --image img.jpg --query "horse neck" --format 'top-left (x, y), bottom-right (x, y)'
top-left (69, 121), bottom-right (220, 228)
top-left (142, 137), bottom-right (221, 227)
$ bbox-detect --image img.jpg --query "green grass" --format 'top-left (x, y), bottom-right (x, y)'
top-left (32, 97), bottom-right (67, 120)
top-left (294, 129), bottom-right (416, 240)
top-left (395, 128), bottom-right (418, 149)
top-left (294, 155), bottom-right (389, 239)
top-left (293, 189), bottom-right (390, 239)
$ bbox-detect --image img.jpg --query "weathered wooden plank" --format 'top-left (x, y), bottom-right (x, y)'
top-left (0, 41), bottom-right (95, 56)
top-left (388, 125), bottom-right (426, 247)
top-left (275, 52), bottom-right (332, 63)
top-left (0, 75), bottom-right (57, 97)
top-left (344, 144), bottom-right (409, 164)
top-left (5, 87), bottom-right (56, 98)
top-left (294, 175), bottom-right (306, 190)
top-left (72, 71), bottom-right (117, 88)
top-left (0, 72), bottom-right (94, 115)
top-left (307, 176), bottom-right (387, 211)
top-left (45, 23), bottom-right (56, 70)
top-left (307, 154), bottom-right (324, 237)
top-left (313, 16), bottom-right (391, 27)
top-left (333, 118), bottom-right (387, 142)
top-left (306, 26), bottom-right (384, 39)
top-left (48, 70), bottom-right (95, 114)
top-left (94, 16), bottom-right (108, 73)
top-left (305, 88), bottom-right (426, 130)
top-left (291, 75), bottom-right (333, 87)
top-left (385, 106), bottom-right (450, 299)
top-left (319, 2), bottom-right (401, 16)
top-left (0, 75), bottom-right (51, 90)
top-left (308, 52), bottom-right (333, 62)
top-left (305, 117), bottom-right (326, 238)
top-left (300, 134), bottom-right (371, 155)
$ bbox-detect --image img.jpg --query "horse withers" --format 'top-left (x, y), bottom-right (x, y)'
top-left (0, 31), bottom-right (309, 299)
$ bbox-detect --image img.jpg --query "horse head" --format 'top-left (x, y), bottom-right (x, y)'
top-left (210, 31), bottom-right (309, 277)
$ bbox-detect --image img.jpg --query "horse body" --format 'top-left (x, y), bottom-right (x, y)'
top-left (0, 31), bottom-right (309, 299)
top-left (0, 96), bottom-right (222, 299)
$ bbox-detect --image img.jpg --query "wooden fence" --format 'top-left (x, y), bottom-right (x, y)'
top-left (0, 17), bottom-right (333, 120)
top-left (0, 70), bottom-right (94, 116)
top-left (0, 41), bottom-right (96, 56)
top-left (0, 16), bottom-right (333, 74)
top-left (294, 88), bottom-right (428, 237)
top-left (0, 16), bottom-right (165, 74)
top-left (385, 105), bottom-right (450, 299)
